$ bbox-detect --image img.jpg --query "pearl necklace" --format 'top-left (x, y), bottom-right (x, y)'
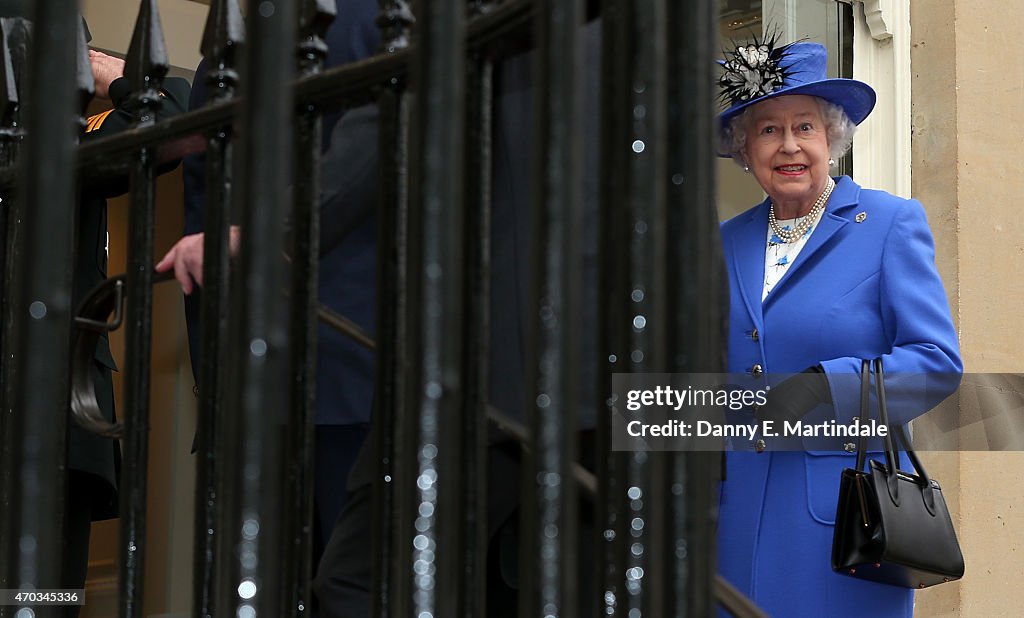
top-left (768, 176), bottom-right (835, 243)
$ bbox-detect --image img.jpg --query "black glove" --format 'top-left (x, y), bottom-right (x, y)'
top-left (756, 365), bottom-right (832, 424)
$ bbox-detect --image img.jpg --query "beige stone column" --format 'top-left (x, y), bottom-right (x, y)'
top-left (912, 1), bottom-right (1024, 616)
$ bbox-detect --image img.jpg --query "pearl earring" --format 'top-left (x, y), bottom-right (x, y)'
top-left (743, 164), bottom-right (750, 172)
top-left (828, 158), bottom-right (836, 166)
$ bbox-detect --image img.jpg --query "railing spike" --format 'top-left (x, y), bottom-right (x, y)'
top-left (75, 16), bottom-right (95, 118)
top-left (200, 0), bottom-right (245, 72)
top-left (297, 0), bottom-right (335, 73)
top-left (377, 0), bottom-right (415, 53)
top-left (191, 3), bottom-right (245, 615)
top-left (300, 0), bottom-right (337, 37)
top-left (0, 19), bottom-right (19, 128)
top-left (467, 0), bottom-right (492, 17)
top-left (0, 16), bottom-right (30, 167)
top-left (124, 0), bottom-right (169, 99)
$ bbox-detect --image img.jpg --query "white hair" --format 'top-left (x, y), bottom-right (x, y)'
top-left (720, 98), bottom-right (857, 169)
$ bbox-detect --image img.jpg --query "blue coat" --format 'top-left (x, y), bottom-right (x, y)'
top-left (718, 176), bottom-right (962, 617)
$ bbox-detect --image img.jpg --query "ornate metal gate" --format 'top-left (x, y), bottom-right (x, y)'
top-left (0, 0), bottom-right (753, 616)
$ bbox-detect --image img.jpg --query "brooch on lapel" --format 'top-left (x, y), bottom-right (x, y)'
top-left (855, 212), bottom-right (867, 223)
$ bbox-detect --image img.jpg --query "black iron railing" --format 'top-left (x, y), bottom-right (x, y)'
top-left (0, 0), bottom-right (752, 616)
top-left (0, 4), bottom-right (82, 613)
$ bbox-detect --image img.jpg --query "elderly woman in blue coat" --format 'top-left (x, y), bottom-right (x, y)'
top-left (716, 40), bottom-right (962, 616)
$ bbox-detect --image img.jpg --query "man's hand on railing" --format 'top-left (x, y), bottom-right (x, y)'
top-left (88, 49), bottom-right (125, 101)
top-left (155, 225), bottom-right (240, 294)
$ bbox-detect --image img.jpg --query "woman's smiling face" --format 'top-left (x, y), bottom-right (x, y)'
top-left (741, 95), bottom-right (832, 217)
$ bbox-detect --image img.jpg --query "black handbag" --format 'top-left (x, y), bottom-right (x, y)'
top-left (831, 358), bottom-right (965, 588)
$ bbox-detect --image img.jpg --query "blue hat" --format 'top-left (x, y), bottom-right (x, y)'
top-left (718, 41), bottom-right (876, 134)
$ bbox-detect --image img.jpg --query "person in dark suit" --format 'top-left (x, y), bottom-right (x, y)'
top-left (69, 52), bottom-right (189, 604)
top-left (312, 19), bottom-right (602, 618)
top-left (0, 5), bottom-right (190, 612)
top-left (154, 0), bottom-right (382, 587)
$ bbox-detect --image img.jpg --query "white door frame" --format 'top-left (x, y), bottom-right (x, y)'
top-left (848, 0), bottom-right (913, 198)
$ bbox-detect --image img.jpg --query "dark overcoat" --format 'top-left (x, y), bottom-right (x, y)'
top-left (72, 75), bottom-right (191, 519)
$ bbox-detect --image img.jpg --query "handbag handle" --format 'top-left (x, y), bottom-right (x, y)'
top-left (854, 359), bottom-right (873, 472)
top-left (854, 358), bottom-right (938, 513)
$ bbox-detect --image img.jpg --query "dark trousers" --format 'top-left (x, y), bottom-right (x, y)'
top-left (187, 296), bottom-right (372, 576)
top-left (62, 471), bottom-right (103, 618)
top-left (312, 424), bottom-right (371, 574)
top-left (314, 438), bottom-right (595, 617)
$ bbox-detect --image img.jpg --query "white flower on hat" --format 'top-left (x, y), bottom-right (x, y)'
top-left (719, 32), bottom-right (794, 106)
top-left (738, 44), bottom-right (769, 67)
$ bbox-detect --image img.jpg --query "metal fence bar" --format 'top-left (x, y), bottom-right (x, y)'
top-left (665, 0), bottom-right (724, 615)
top-left (220, 0), bottom-right (297, 615)
top-left (0, 1), bottom-right (78, 611)
top-left (192, 1), bottom-right (244, 616)
top-left (376, 89), bottom-right (415, 617)
top-left (620, 1), bottom-right (669, 615)
top-left (460, 0), bottom-right (493, 611)
top-left (0, 2), bottom-right (738, 615)
top-left (372, 86), bottom-right (411, 618)
top-left (283, 2), bottom-right (335, 615)
top-left (371, 4), bottom-right (414, 615)
top-left (596, 0), bottom-right (675, 614)
top-left (523, 0), bottom-right (584, 616)
top-left (0, 20), bottom-right (18, 167)
top-left (0, 16), bottom-right (27, 600)
top-left (117, 3), bottom-right (171, 615)
top-left (407, 1), bottom-right (467, 615)
top-left (596, 1), bottom-right (630, 613)
top-left (0, 21), bottom-right (20, 374)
